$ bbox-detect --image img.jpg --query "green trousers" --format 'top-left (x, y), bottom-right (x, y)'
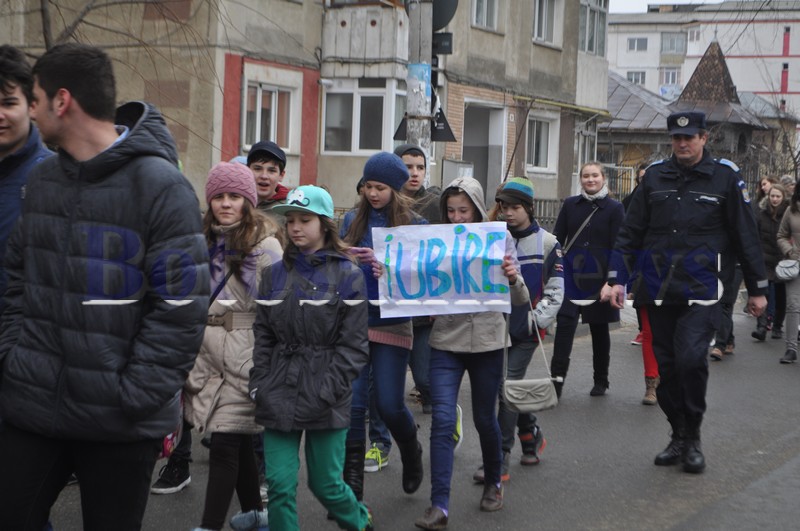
top-left (263, 428), bottom-right (370, 531)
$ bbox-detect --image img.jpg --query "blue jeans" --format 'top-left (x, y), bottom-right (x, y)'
top-left (348, 342), bottom-right (416, 444)
top-left (409, 324), bottom-right (433, 404)
top-left (429, 347), bottom-right (503, 511)
top-left (368, 366), bottom-right (391, 450)
top-left (497, 340), bottom-right (538, 452)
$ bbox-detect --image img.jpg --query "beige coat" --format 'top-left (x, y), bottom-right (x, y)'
top-left (777, 204), bottom-right (800, 260)
top-left (429, 175), bottom-right (530, 353)
top-left (185, 233), bottom-right (283, 435)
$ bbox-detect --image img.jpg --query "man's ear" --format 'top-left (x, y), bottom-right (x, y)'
top-left (54, 88), bottom-right (71, 118)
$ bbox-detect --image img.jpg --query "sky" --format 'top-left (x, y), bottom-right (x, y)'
top-left (609, 0), bottom-right (726, 14)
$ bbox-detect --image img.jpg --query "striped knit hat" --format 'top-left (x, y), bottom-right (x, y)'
top-left (495, 177), bottom-right (534, 207)
top-left (205, 161), bottom-right (258, 207)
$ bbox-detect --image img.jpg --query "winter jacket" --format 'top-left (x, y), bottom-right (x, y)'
top-left (758, 201), bottom-right (789, 280)
top-left (258, 183), bottom-right (289, 226)
top-left (611, 151), bottom-right (768, 304)
top-left (508, 220), bottom-right (564, 341)
top-left (0, 101), bottom-right (209, 442)
top-left (777, 204), bottom-right (800, 260)
top-left (410, 185), bottom-right (442, 223)
top-left (0, 124), bottom-right (52, 315)
top-left (340, 205), bottom-right (427, 327)
top-left (184, 229), bottom-right (283, 435)
top-left (554, 194), bottom-right (623, 324)
top-left (429, 176), bottom-right (530, 353)
top-left (250, 251), bottom-right (369, 432)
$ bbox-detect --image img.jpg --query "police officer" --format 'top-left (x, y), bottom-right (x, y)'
top-left (601, 111), bottom-right (767, 474)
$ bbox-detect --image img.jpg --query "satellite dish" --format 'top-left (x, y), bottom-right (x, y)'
top-left (407, 1), bottom-right (458, 32)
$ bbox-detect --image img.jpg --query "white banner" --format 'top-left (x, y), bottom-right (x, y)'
top-left (373, 222), bottom-right (511, 318)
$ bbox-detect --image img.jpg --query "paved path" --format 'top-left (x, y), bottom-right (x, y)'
top-left (49, 304), bottom-right (800, 530)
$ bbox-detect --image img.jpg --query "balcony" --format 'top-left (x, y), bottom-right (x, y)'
top-left (321, 3), bottom-right (408, 79)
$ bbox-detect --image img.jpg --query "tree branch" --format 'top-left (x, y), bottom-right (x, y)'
top-left (40, 0), bottom-right (53, 49)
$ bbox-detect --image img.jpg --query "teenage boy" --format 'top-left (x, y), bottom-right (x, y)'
top-left (248, 140), bottom-right (289, 222)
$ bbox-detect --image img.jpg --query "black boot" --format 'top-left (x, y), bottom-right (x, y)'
top-left (654, 419), bottom-right (684, 466)
top-left (343, 439), bottom-right (365, 501)
top-left (751, 315), bottom-right (767, 341)
top-left (397, 435), bottom-right (424, 494)
top-left (682, 426), bottom-right (705, 474)
top-left (589, 379), bottom-right (608, 397)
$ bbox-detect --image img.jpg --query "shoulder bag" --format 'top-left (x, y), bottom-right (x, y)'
top-left (776, 259), bottom-right (800, 282)
top-left (502, 313), bottom-right (560, 413)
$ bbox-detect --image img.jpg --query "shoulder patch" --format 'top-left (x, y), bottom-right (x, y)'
top-left (717, 158), bottom-right (740, 172)
top-left (646, 159), bottom-right (667, 169)
top-left (737, 180), bottom-right (750, 204)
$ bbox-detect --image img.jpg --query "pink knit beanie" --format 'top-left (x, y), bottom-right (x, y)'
top-left (205, 162), bottom-right (258, 207)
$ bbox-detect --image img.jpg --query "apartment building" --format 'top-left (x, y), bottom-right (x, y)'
top-left (608, 1), bottom-right (800, 131)
top-left (1, 0), bottom-right (609, 205)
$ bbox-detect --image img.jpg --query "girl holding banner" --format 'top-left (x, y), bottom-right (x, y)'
top-left (414, 176), bottom-right (530, 530)
top-left (341, 152), bottom-right (427, 502)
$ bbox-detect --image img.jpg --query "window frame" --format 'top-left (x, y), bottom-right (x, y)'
top-left (659, 67), bottom-right (680, 86)
top-left (321, 78), bottom-right (407, 155)
top-left (533, 0), bottom-right (555, 44)
top-left (627, 37), bottom-right (647, 52)
top-left (472, 0), bottom-right (498, 31)
top-left (627, 71), bottom-right (646, 85)
top-left (661, 32), bottom-right (687, 55)
top-left (525, 111), bottom-right (560, 174)
top-left (242, 83), bottom-right (292, 152)
top-left (579, 0), bottom-right (608, 57)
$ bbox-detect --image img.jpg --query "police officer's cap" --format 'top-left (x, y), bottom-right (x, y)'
top-left (667, 112), bottom-right (707, 136)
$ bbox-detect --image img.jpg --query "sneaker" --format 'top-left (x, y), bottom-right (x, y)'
top-left (66, 473), bottom-right (79, 486)
top-left (709, 347), bottom-right (723, 361)
top-left (230, 509), bottom-right (268, 531)
top-left (780, 349), bottom-right (797, 364)
top-left (724, 342), bottom-right (735, 355)
top-left (472, 464), bottom-right (486, 483)
top-left (453, 404), bottom-right (463, 453)
top-left (519, 427), bottom-right (546, 466)
top-left (630, 332), bottom-right (644, 346)
top-left (772, 328), bottom-right (783, 339)
top-left (150, 459), bottom-right (190, 494)
top-left (259, 482), bottom-right (269, 503)
top-left (364, 443), bottom-right (390, 473)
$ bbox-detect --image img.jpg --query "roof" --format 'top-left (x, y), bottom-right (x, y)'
top-left (601, 71), bottom-right (673, 132)
top-left (610, 1), bottom-right (800, 24)
top-left (676, 41), bottom-right (768, 128)
top-left (737, 92), bottom-right (799, 123)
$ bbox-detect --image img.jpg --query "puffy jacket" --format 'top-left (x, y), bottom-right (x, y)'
top-left (610, 150), bottom-right (768, 303)
top-left (758, 201), bottom-right (788, 280)
top-left (429, 176), bottom-right (530, 353)
top-left (185, 231), bottom-right (283, 435)
top-left (778, 203), bottom-right (800, 260)
top-left (250, 251), bottom-right (368, 432)
top-left (0, 101), bottom-right (209, 441)
top-left (0, 124), bottom-right (52, 315)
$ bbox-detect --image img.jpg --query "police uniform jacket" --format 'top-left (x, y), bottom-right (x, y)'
top-left (609, 149), bottom-right (768, 305)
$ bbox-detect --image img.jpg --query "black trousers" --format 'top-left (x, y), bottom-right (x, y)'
top-left (0, 422), bottom-right (160, 531)
top-left (551, 312), bottom-right (611, 385)
top-left (647, 303), bottom-right (720, 432)
top-left (200, 432), bottom-right (263, 530)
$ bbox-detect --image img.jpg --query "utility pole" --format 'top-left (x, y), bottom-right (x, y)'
top-left (406, 0), bottom-right (433, 183)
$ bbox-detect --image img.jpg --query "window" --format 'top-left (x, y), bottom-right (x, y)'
top-left (627, 37), bottom-right (647, 51)
top-left (526, 119), bottom-right (550, 168)
top-left (579, 0), bottom-right (608, 56)
top-left (659, 67), bottom-right (680, 86)
top-left (244, 84), bottom-right (291, 149)
top-left (473, 0), bottom-right (497, 30)
top-left (661, 32), bottom-right (687, 54)
top-left (627, 71), bottom-right (646, 85)
top-left (323, 79), bottom-right (406, 153)
top-left (688, 28), bottom-right (701, 42)
top-left (534, 0), bottom-right (555, 43)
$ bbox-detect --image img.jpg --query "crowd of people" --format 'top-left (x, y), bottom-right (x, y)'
top-left (0, 41), bottom-right (791, 531)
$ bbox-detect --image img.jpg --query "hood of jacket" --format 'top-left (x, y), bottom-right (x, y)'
top-left (57, 101), bottom-right (179, 182)
top-left (441, 176), bottom-right (488, 221)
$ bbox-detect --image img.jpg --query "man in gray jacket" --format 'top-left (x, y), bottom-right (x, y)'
top-left (0, 43), bottom-right (209, 530)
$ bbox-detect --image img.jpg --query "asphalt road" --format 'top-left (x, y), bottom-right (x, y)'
top-left (49, 304), bottom-right (800, 530)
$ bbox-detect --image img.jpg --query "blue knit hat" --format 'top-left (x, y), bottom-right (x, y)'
top-left (496, 177), bottom-right (535, 207)
top-left (362, 152), bottom-right (409, 191)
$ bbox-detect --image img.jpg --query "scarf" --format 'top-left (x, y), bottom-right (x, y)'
top-left (580, 183), bottom-right (609, 202)
top-left (209, 222), bottom-right (259, 299)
